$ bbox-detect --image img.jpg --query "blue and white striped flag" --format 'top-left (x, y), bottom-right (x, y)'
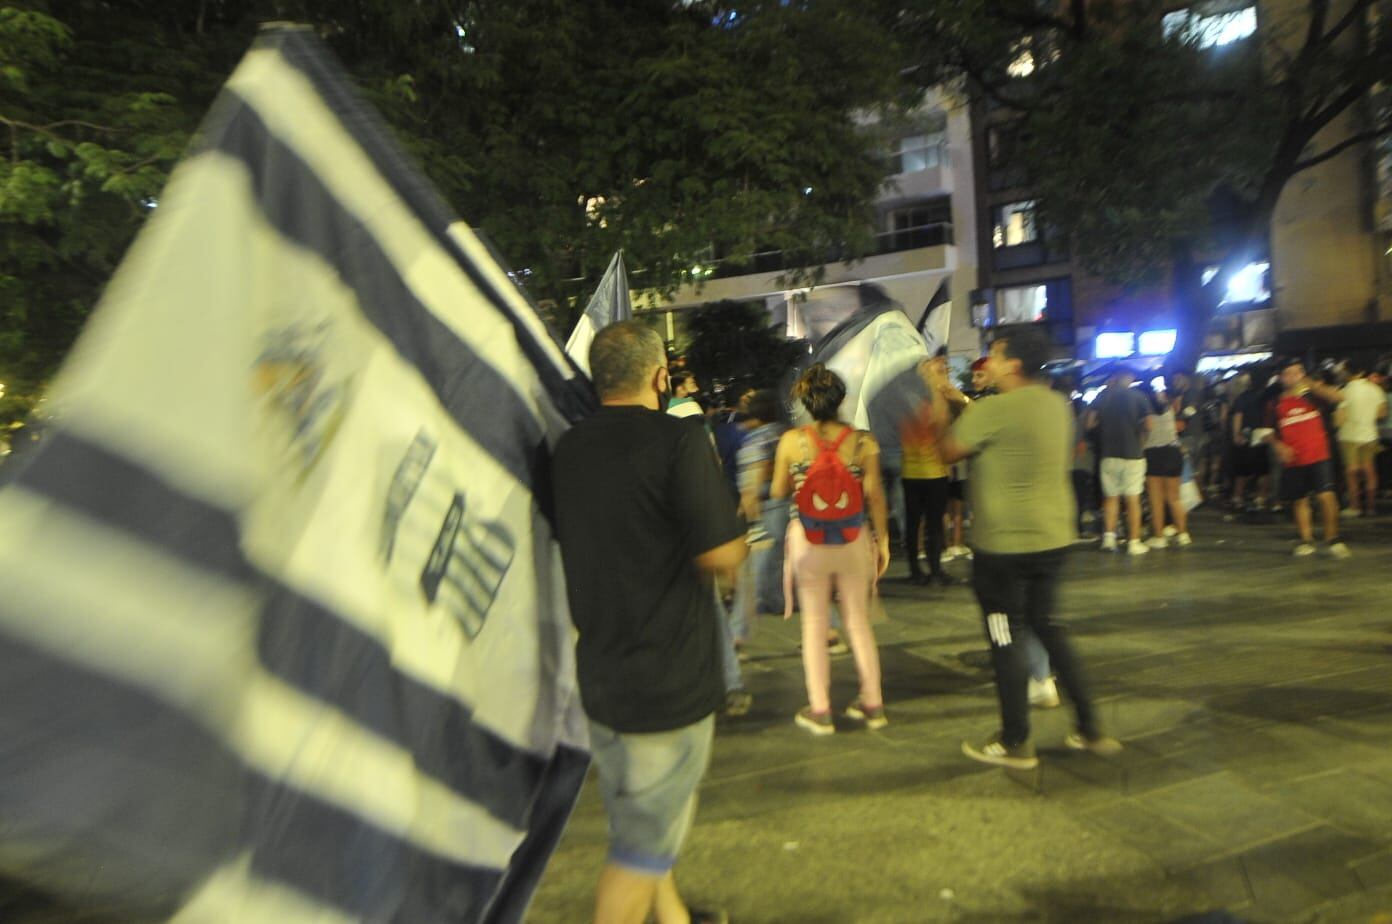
top-left (807, 289), bottom-right (929, 431)
top-left (0, 25), bottom-right (594, 924)
top-left (564, 251), bottom-right (632, 376)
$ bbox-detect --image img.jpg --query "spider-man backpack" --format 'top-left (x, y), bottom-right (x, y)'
top-left (794, 427), bottom-right (866, 545)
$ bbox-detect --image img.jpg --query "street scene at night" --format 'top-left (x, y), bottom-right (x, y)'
top-left (0, 2), bottom-right (1390, 924)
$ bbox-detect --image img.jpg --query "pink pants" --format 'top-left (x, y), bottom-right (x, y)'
top-left (785, 523), bottom-right (883, 714)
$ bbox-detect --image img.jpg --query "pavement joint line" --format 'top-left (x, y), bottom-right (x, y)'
top-left (1200, 820), bottom-right (1331, 868)
top-left (1257, 665), bottom-right (1392, 689)
top-left (700, 746), bottom-right (876, 789)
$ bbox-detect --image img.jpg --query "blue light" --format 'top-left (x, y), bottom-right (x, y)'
top-left (1138, 329), bottom-right (1177, 355)
top-left (1095, 332), bottom-right (1135, 359)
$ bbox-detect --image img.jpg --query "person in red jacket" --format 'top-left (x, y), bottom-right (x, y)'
top-left (1265, 357), bottom-right (1351, 559)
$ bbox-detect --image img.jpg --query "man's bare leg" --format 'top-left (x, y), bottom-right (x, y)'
top-left (1317, 490), bottom-right (1340, 542)
top-left (1125, 494), bottom-right (1143, 544)
top-left (594, 864), bottom-right (661, 924)
top-left (1102, 495), bottom-right (1120, 536)
top-left (1345, 465), bottom-right (1363, 513)
top-left (653, 871), bottom-right (692, 924)
top-left (1293, 497), bottom-right (1313, 543)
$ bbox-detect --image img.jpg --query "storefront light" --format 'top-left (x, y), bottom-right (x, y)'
top-left (1095, 332), bottom-right (1135, 359)
top-left (1138, 329), bottom-right (1177, 355)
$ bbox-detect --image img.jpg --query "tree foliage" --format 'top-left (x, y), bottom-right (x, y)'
top-left (0, 0), bottom-right (915, 412)
top-left (1, 2), bottom-right (252, 418)
top-left (683, 299), bottom-right (804, 402)
top-left (899, 0), bottom-right (1392, 365)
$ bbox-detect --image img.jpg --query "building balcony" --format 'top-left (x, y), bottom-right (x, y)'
top-left (653, 223), bottom-right (955, 310)
top-left (702, 222), bottom-right (953, 281)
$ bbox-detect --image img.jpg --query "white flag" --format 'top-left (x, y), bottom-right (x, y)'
top-left (565, 251), bottom-right (632, 375)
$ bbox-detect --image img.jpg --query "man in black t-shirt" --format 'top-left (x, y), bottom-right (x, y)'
top-left (1230, 373), bottom-right (1273, 510)
top-left (553, 321), bottom-right (746, 924)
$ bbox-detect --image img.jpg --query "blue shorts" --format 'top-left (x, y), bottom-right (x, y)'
top-left (588, 714), bottom-right (714, 875)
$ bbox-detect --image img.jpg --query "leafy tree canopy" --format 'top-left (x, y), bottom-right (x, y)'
top-left (0, 0), bottom-right (916, 415)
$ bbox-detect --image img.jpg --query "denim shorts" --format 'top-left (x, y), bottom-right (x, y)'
top-left (588, 714), bottom-right (715, 875)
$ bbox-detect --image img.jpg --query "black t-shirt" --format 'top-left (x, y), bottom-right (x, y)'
top-left (552, 405), bottom-right (743, 733)
top-left (1232, 389), bottom-right (1272, 440)
top-left (1094, 385), bottom-right (1151, 460)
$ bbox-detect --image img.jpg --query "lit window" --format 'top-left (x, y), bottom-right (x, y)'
top-left (992, 200), bottom-right (1038, 248)
top-left (1138, 329), bottom-right (1178, 355)
top-left (1163, 5), bottom-right (1257, 48)
top-left (1008, 46), bottom-right (1036, 78)
top-left (892, 132), bottom-right (945, 174)
top-left (996, 284), bottom-right (1048, 323)
top-left (1095, 332), bottom-right (1136, 359)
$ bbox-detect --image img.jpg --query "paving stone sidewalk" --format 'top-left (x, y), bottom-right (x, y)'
top-left (529, 509), bottom-right (1392, 923)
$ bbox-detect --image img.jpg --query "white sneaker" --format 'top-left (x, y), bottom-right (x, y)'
top-left (1028, 676), bottom-right (1060, 708)
top-left (1293, 542), bottom-right (1317, 557)
top-left (1100, 533), bottom-right (1118, 552)
top-left (1162, 525), bottom-right (1178, 538)
top-left (1342, 508), bottom-right (1361, 519)
top-left (1175, 532), bottom-right (1193, 547)
top-left (1326, 541), bottom-right (1352, 560)
top-left (951, 545), bottom-right (973, 561)
top-left (1146, 536), bottom-right (1169, 550)
top-left (1128, 540), bottom-right (1149, 556)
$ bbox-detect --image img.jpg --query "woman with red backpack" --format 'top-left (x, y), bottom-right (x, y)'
top-left (770, 364), bottom-right (892, 735)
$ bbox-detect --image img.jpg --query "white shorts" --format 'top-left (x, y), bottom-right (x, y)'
top-left (1100, 457), bottom-right (1146, 497)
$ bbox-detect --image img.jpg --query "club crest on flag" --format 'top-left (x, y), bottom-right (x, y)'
top-left (253, 321), bottom-right (353, 482)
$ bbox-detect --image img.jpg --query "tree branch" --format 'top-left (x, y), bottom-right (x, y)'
top-left (1303, 0), bottom-right (1330, 55)
top-left (1292, 124), bottom-right (1392, 173)
top-left (1068, 0), bottom-right (1088, 37)
top-left (1319, 0), bottom-right (1374, 49)
top-left (957, 60), bottom-right (1034, 113)
top-left (0, 116), bottom-right (123, 138)
top-left (1302, 75), bottom-right (1382, 139)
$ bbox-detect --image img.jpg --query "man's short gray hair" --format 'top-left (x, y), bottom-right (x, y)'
top-left (589, 321), bottom-right (665, 399)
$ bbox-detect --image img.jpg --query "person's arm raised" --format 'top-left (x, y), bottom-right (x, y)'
top-left (924, 361), bottom-right (975, 464)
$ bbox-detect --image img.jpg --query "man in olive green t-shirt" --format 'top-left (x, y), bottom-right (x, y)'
top-left (929, 328), bottom-right (1120, 769)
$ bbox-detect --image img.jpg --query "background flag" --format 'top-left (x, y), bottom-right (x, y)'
top-left (0, 25), bottom-right (593, 924)
top-left (564, 251), bottom-right (632, 375)
top-left (917, 276), bottom-right (952, 356)
top-left (806, 288), bottom-right (930, 433)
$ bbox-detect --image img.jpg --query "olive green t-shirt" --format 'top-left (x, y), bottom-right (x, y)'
top-left (953, 385), bottom-right (1076, 554)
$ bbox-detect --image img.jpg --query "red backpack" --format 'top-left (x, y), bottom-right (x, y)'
top-left (794, 427), bottom-right (866, 545)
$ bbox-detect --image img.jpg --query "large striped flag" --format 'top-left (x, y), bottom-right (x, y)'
top-left (807, 288), bottom-right (930, 432)
top-left (0, 25), bottom-right (595, 924)
top-left (564, 251), bottom-right (632, 375)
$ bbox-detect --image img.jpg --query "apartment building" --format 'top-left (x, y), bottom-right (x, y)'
top-left (638, 88), bottom-right (983, 360)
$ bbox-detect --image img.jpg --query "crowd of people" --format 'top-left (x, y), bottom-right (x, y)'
top-left (1074, 356), bottom-right (1390, 557)
top-left (550, 318), bottom-right (1392, 924)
